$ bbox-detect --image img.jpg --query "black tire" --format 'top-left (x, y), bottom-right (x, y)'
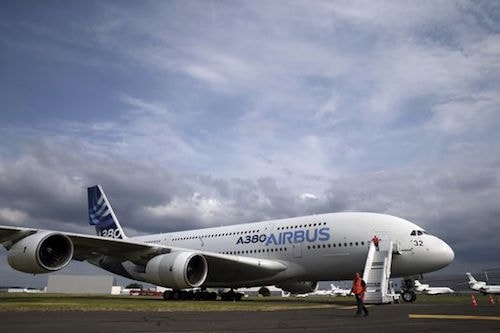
top-left (201, 291), bottom-right (210, 300)
top-left (401, 290), bottom-right (416, 303)
top-left (172, 290), bottom-right (181, 300)
top-left (163, 290), bottom-right (173, 300)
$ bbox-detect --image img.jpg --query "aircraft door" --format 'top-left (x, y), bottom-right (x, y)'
top-left (263, 222), bottom-right (274, 259)
top-left (292, 243), bottom-right (302, 258)
top-left (372, 231), bottom-right (393, 250)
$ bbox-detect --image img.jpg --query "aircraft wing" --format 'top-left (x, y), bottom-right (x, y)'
top-left (0, 226), bottom-right (171, 263)
top-left (0, 226), bottom-right (287, 283)
top-left (69, 235), bottom-right (288, 281)
top-left (0, 226), bottom-right (37, 247)
top-left (202, 253), bottom-right (287, 284)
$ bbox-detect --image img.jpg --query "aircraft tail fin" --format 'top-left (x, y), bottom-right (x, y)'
top-left (88, 185), bottom-right (127, 239)
top-left (466, 272), bottom-right (477, 283)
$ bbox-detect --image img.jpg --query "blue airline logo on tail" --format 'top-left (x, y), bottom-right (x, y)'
top-left (88, 185), bottom-right (123, 239)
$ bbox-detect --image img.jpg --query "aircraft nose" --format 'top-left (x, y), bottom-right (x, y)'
top-left (441, 241), bottom-right (455, 265)
top-left (425, 237), bottom-right (454, 271)
top-left (434, 239), bottom-right (454, 268)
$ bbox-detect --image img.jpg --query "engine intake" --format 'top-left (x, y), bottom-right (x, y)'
top-left (144, 252), bottom-right (208, 289)
top-left (8, 232), bottom-right (74, 273)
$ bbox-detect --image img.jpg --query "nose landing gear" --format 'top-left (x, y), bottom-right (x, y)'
top-left (400, 278), bottom-right (417, 302)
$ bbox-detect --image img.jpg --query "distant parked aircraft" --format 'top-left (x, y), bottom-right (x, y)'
top-left (329, 283), bottom-right (351, 297)
top-left (295, 283), bottom-right (351, 297)
top-left (466, 273), bottom-right (500, 294)
top-left (413, 280), bottom-right (454, 295)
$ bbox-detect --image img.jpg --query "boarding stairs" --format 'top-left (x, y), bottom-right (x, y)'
top-left (362, 239), bottom-right (400, 304)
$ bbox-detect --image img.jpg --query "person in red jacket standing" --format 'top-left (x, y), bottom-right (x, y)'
top-left (350, 272), bottom-right (368, 317)
top-left (372, 235), bottom-right (380, 251)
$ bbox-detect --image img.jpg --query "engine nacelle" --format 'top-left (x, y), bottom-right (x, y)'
top-left (277, 281), bottom-right (318, 294)
top-left (144, 252), bottom-right (208, 289)
top-left (8, 232), bottom-right (74, 274)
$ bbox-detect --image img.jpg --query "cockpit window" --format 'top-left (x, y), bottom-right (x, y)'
top-left (410, 230), bottom-right (416, 236)
top-left (417, 230), bottom-right (423, 236)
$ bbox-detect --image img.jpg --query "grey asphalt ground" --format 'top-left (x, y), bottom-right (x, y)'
top-left (1, 303), bottom-right (499, 333)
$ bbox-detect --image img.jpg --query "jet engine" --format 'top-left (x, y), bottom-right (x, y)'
top-left (8, 232), bottom-right (74, 273)
top-left (144, 252), bottom-right (208, 289)
top-left (277, 281), bottom-right (319, 294)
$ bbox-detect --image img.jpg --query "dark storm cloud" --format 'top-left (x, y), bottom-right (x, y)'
top-left (1, 137), bottom-right (499, 278)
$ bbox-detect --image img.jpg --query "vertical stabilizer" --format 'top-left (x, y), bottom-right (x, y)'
top-left (88, 185), bottom-right (127, 239)
top-left (466, 273), bottom-right (478, 283)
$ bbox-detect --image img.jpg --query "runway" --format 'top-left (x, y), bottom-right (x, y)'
top-left (1, 303), bottom-right (499, 332)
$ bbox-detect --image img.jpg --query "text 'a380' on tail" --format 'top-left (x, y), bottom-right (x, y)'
top-left (87, 185), bottom-right (127, 239)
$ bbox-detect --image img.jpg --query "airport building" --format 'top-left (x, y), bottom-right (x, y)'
top-left (47, 275), bottom-right (121, 294)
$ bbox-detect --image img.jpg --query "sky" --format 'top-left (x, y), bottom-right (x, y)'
top-left (1, 0), bottom-right (500, 287)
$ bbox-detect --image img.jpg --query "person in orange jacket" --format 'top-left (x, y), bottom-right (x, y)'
top-left (350, 272), bottom-right (368, 317)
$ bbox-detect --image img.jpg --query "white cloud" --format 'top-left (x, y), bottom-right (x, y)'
top-left (144, 192), bottom-right (225, 224)
top-left (119, 94), bottom-right (172, 117)
top-left (0, 208), bottom-right (28, 225)
top-left (428, 93), bottom-right (500, 134)
top-left (182, 64), bottom-right (228, 86)
top-left (300, 193), bottom-right (317, 200)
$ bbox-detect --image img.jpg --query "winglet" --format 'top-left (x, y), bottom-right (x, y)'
top-left (88, 185), bottom-right (127, 239)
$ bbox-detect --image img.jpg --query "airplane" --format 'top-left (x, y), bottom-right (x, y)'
top-left (329, 283), bottom-right (351, 297)
top-left (466, 273), bottom-right (500, 294)
top-left (296, 283), bottom-right (350, 297)
top-left (413, 280), bottom-right (454, 295)
top-left (293, 284), bottom-right (344, 297)
top-left (0, 185), bottom-right (454, 301)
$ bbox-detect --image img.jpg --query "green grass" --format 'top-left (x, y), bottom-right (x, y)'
top-left (0, 293), bottom-right (478, 312)
top-left (0, 294), bottom-right (340, 312)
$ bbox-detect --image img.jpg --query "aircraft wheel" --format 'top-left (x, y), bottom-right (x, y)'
top-left (163, 290), bottom-right (173, 300)
top-left (180, 290), bottom-right (189, 300)
top-left (172, 290), bottom-right (181, 300)
top-left (201, 291), bottom-right (211, 300)
top-left (401, 290), bottom-right (416, 303)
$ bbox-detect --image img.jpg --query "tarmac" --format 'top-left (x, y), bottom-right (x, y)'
top-left (1, 302), bottom-right (499, 333)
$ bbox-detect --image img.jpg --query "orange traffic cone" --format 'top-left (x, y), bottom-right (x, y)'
top-left (488, 294), bottom-right (495, 305)
top-left (471, 294), bottom-right (478, 307)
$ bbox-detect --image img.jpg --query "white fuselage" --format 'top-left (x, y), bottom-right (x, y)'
top-left (414, 282), bottom-right (454, 295)
top-left (469, 282), bottom-right (500, 294)
top-left (113, 212), bottom-right (454, 288)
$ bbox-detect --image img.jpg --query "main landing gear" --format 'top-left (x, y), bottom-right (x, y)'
top-left (220, 290), bottom-right (244, 301)
top-left (163, 288), bottom-right (244, 301)
top-left (163, 289), bottom-right (217, 301)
